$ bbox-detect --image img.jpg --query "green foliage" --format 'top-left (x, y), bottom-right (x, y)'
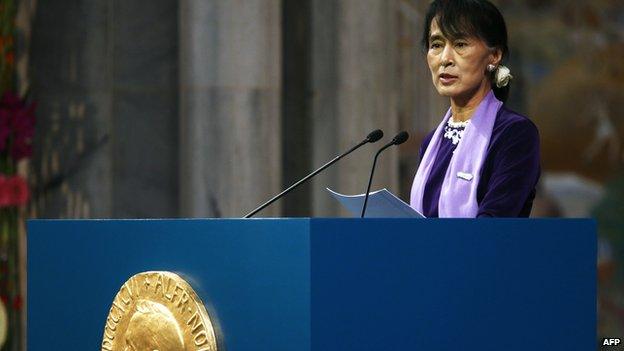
top-left (592, 170), bottom-right (624, 275)
top-left (0, 0), bottom-right (16, 95)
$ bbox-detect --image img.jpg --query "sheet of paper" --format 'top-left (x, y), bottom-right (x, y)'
top-left (327, 188), bottom-right (425, 218)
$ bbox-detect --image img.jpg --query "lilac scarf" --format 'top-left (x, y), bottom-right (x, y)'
top-left (410, 90), bottom-right (503, 217)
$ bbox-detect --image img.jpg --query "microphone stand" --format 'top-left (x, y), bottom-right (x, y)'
top-left (360, 144), bottom-right (392, 218)
top-left (361, 131), bottom-right (409, 218)
top-left (244, 130), bottom-right (383, 218)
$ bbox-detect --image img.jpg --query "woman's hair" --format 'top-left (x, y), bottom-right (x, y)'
top-left (421, 0), bottom-right (510, 102)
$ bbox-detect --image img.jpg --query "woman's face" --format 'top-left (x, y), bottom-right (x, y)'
top-left (426, 19), bottom-right (501, 102)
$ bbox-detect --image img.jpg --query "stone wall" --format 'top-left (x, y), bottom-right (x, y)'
top-left (30, 0), bottom-right (434, 219)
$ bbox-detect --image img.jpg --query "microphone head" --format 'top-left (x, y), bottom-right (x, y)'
top-left (366, 129), bottom-right (384, 143)
top-left (392, 131), bottom-right (409, 145)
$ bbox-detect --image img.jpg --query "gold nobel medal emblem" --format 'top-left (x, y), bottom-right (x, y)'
top-left (101, 271), bottom-right (218, 351)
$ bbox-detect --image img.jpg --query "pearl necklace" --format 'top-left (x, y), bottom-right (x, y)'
top-left (443, 116), bottom-right (469, 145)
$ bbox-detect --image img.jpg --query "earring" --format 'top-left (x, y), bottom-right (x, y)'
top-left (487, 64), bottom-right (497, 73)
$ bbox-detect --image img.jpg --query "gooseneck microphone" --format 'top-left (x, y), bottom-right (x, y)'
top-left (244, 129), bottom-right (384, 218)
top-left (360, 131), bottom-right (409, 218)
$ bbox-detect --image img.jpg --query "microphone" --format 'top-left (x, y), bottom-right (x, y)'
top-left (360, 131), bottom-right (409, 218)
top-left (244, 129), bottom-right (384, 218)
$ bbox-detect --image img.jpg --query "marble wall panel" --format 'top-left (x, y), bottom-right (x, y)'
top-left (180, 0), bottom-right (282, 218)
top-left (30, 0), bottom-right (114, 218)
top-left (113, 0), bottom-right (178, 89)
top-left (112, 90), bottom-right (178, 218)
top-left (311, 0), bottom-right (399, 216)
top-left (180, 87), bottom-right (281, 218)
top-left (112, 0), bottom-right (179, 218)
top-left (282, 0), bottom-right (312, 217)
top-left (30, 0), bottom-right (179, 218)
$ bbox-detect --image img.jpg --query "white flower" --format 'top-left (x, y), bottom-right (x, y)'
top-left (495, 65), bottom-right (513, 88)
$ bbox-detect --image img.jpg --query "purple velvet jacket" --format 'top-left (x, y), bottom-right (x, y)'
top-left (419, 106), bottom-right (540, 218)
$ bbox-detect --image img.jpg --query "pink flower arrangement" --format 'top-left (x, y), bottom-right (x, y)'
top-left (0, 175), bottom-right (29, 207)
top-left (0, 91), bottom-right (36, 161)
top-left (0, 91), bottom-right (34, 208)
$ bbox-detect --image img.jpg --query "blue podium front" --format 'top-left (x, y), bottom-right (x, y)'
top-left (27, 219), bottom-right (596, 350)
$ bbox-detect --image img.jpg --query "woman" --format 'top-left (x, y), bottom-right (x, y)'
top-left (410, 0), bottom-right (540, 218)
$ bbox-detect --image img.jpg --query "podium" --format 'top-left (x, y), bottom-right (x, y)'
top-left (28, 218), bottom-right (596, 350)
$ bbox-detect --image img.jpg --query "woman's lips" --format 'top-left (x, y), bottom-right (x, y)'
top-left (439, 73), bottom-right (458, 85)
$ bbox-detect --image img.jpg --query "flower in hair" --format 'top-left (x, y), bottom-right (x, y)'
top-left (495, 65), bottom-right (513, 88)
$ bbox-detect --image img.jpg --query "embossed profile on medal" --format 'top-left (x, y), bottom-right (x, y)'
top-left (123, 299), bottom-right (185, 351)
top-left (101, 271), bottom-right (218, 351)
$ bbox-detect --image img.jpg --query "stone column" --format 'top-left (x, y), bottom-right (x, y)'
top-left (179, 0), bottom-right (282, 217)
top-left (30, 0), bottom-right (115, 219)
top-left (312, 0), bottom-right (399, 216)
top-left (111, 0), bottom-right (180, 218)
top-left (31, 0), bottom-right (181, 219)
